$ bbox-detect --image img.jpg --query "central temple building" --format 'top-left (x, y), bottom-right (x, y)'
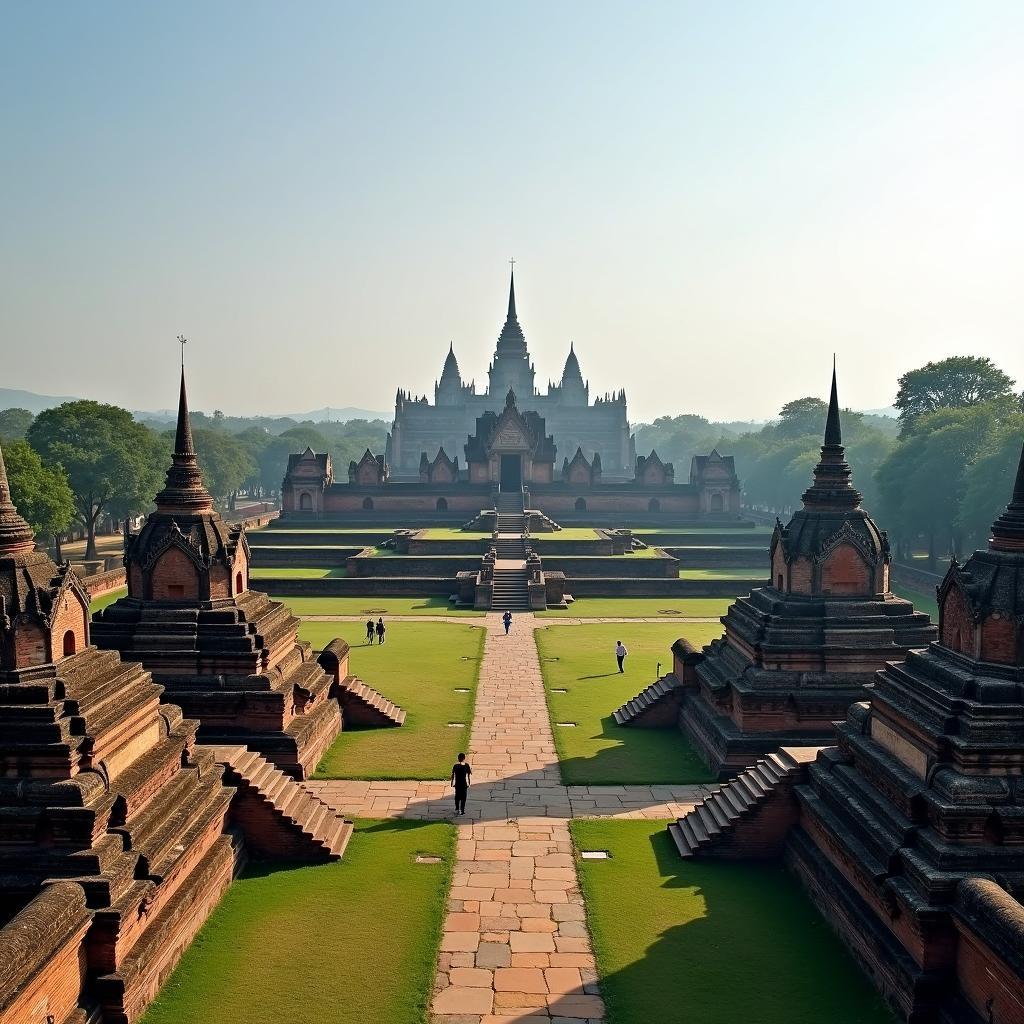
top-left (386, 269), bottom-right (635, 478)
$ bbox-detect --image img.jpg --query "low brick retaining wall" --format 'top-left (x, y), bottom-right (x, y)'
top-left (891, 562), bottom-right (944, 591)
top-left (666, 546), bottom-right (770, 568)
top-left (249, 546), bottom-right (362, 568)
top-left (346, 553), bottom-right (481, 577)
top-left (565, 577), bottom-right (760, 598)
top-left (257, 576), bottom-right (458, 597)
top-left (83, 567), bottom-right (127, 598)
top-left (542, 554), bottom-right (679, 578)
top-left (247, 530), bottom-right (392, 548)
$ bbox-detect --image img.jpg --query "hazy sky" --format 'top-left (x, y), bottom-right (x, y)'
top-left (2, 2), bottom-right (1022, 423)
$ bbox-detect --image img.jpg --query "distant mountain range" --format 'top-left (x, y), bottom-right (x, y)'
top-left (0, 387), bottom-right (79, 414)
top-left (0, 388), bottom-right (390, 424)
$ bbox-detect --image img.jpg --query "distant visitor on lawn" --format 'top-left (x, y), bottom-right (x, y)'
top-left (365, 618), bottom-right (374, 644)
top-left (503, 609), bottom-right (512, 634)
top-left (451, 752), bottom-right (472, 815)
top-left (376, 617), bottom-right (386, 645)
top-left (615, 640), bottom-right (628, 673)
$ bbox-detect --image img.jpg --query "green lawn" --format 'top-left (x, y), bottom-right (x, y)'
top-left (536, 622), bottom-right (721, 785)
top-left (678, 567), bottom-right (765, 580)
top-left (631, 526), bottom-right (773, 535)
top-left (531, 528), bottom-right (600, 541)
top-left (892, 581), bottom-right (939, 621)
top-left (142, 820), bottom-right (454, 1024)
top-left (537, 597), bottom-right (732, 618)
top-left (420, 528), bottom-right (492, 539)
top-left (301, 620), bottom-right (485, 780)
top-left (274, 595), bottom-right (483, 617)
top-left (573, 820), bottom-right (895, 1024)
top-left (249, 567), bottom-right (348, 579)
top-left (89, 586), bottom-right (127, 613)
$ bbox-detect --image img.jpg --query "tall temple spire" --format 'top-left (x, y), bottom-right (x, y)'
top-left (154, 365), bottom-right (214, 514)
top-left (507, 262), bottom-right (517, 320)
top-left (989, 440), bottom-right (1024, 551)
top-left (801, 362), bottom-right (861, 510)
top-left (0, 441), bottom-right (37, 554)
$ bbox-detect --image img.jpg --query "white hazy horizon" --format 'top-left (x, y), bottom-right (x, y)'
top-left (2, 2), bottom-right (1022, 423)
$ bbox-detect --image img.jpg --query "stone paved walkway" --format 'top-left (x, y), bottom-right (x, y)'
top-left (307, 612), bottom-right (710, 1022)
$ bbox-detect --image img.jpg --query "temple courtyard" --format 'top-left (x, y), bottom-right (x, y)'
top-left (138, 608), bottom-right (894, 1024)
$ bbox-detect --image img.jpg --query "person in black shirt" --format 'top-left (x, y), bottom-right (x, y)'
top-left (365, 618), bottom-right (374, 644)
top-left (376, 617), bottom-right (386, 645)
top-left (450, 752), bottom-right (471, 815)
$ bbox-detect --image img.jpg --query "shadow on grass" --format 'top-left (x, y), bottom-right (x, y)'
top-left (574, 822), bottom-right (896, 1024)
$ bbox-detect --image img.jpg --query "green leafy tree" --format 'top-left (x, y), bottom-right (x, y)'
top-left (772, 398), bottom-right (829, 439)
top-left (2, 440), bottom-right (76, 540)
top-left (895, 356), bottom-right (1015, 435)
top-left (0, 408), bottom-right (34, 443)
top-left (192, 429), bottom-right (256, 508)
top-left (27, 401), bottom-right (165, 559)
top-left (957, 415), bottom-right (1024, 544)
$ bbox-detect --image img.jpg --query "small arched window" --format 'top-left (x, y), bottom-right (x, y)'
top-left (574, 497), bottom-right (587, 512)
top-left (436, 497), bottom-right (448, 512)
top-left (362, 496), bottom-right (374, 511)
top-left (299, 492), bottom-right (313, 511)
top-left (710, 492), bottom-right (725, 513)
top-left (235, 571), bottom-right (244, 594)
top-left (777, 574), bottom-right (784, 591)
top-left (62, 630), bottom-right (77, 657)
top-left (648, 498), bottom-right (660, 512)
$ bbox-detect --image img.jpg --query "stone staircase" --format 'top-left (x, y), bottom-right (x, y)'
top-left (491, 489), bottom-right (531, 610)
top-left (338, 675), bottom-right (407, 727)
top-left (612, 673), bottom-right (680, 726)
top-left (491, 567), bottom-right (531, 610)
top-left (210, 745), bottom-right (353, 861)
top-left (668, 747), bottom-right (819, 859)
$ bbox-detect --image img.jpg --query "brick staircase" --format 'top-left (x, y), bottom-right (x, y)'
top-left (491, 490), bottom-right (531, 610)
top-left (612, 673), bottom-right (680, 726)
top-left (338, 675), bottom-right (407, 727)
top-left (491, 567), bottom-right (531, 610)
top-left (668, 747), bottom-right (819, 859)
top-left (210, 745), bottom-right (353, 861)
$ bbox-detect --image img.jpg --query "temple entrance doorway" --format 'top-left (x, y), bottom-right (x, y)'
top-left (500, 455), bottom-right (522, 492)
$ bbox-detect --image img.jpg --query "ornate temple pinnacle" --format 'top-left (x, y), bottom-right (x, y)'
top-left (989, 440), bottom-right (1024, 551)
top-left (507, 264), bottom-right (517, 320)
top-left (801, 363), bottom-right (861, 511)
top-left (154, 366), bottom-right (214, 514)
top-left (0, 440), bottom-right (38, 555)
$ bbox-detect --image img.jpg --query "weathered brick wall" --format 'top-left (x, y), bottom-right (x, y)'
top-left (15, 623), bottom-right (48, 667)
top-left (84, 566), bottom-right (128, 598)
top-left (980, 615), bottom-right (1018, 665)
top-left (50, 589), bottom-right (89, 659)
top-left (940, 584), bottom-right (976, 657)
top-left (789, 557), bottom-right (812, 592)
top-left (151, 547), bottom-right (200, 600)
top-left (820, 543), bottom-right (872, 596)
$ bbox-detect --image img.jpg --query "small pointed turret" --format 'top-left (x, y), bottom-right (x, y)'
top-left (989, 440), bottom-right (1024, 551)
top-left (0, 441), bottom-right (37, 555)
top-left (801, 363), bottom-right (861, 510)
top-left (507, 266), bottom-right (517, 319)
top-left (154, 367), bottom-right (214, 514)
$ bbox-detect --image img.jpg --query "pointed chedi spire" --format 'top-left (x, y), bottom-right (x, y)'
top-left (801, 361), bottom-right (861, 510)
top-left (989, 440), bottom-right (1024, 551)
top-left (0, 441), bottom-right (37, 555)
top-left (154, 366), bottom-right (214, 514)
top-left (508, 265), bottom-right (517, 319)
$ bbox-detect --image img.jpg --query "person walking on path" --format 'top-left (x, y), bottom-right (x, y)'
top-left (502, 609), bottom-right (512, 635)
top-left (450, 752), bottom-right (472, 815)
top-left (375, 617), bottom-right (386, 645)
top-left (365, 618), bottom-right (374, 645)
top-left (615, 639), bottom-right (628, 673)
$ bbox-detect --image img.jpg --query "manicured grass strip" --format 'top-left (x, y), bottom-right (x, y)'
top-left (536, 622), bottom-right (721, 785)
top-left (89, 586), bottom-right (127, 613)
top-left (892, 581), bottom-right (939, 621)
top-left (678, 567), bottom-right (765, 580)
top-left (530, 528), bottom-right (600, 541)
top-left (142, 820), bottom-right (455, 1024)
top-left (249, 567), bottom-right (348, 579)
top-left (631, 526), bottom-right (774, 535)
top-left (572, 820), bottom-right (895, 1024)
top-left (537, 597), bottom-right (731, 618)
top-left (275, 595), bottom-right (484, 617)
top-left (421, 528), bottom-right (493, 539)
top-left (302, 621), bottom-right (485, 780)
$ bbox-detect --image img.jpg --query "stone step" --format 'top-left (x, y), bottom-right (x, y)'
top-left (668, 748), bottom-right (817, 859)
top-left (612, 674), bottom-right (679, 726)
top-left (209, 745), bottom-right (353, 861)
top-left (338, 676), bottom-right (406, 727)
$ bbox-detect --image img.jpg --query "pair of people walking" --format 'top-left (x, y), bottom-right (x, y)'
top-left (365, 617), bottom-right (386, 645)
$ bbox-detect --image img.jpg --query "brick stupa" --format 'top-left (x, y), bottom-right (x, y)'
top-left (678, 368), bottom-right (936, 776)
top-left (0, 440), bottom-right (236, 1024)
top-left (92, 369), bottom-right (342, 779)
top-left (788, 439), bottom-right (1024, 1020)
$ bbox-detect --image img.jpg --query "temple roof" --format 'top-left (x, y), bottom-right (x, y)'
top-left (561, 343), bottom-right (583, 385)
top-left (441, 342), bottom-right (461, 381)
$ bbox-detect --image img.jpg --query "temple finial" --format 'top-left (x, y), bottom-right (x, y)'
top-left (824, 358), bottom-right (842, 448)
top-left (989, 440), bottom-right (1024, 551)
top-left (155, 354), bottom-right (213, 514)
top-left (507, 260), bottom-right (517, 319)
top-left (174, 365), bottom-right (196, 457)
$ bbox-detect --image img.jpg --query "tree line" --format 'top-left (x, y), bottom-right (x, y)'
top-left (0, 402), bottom-right (387, 559)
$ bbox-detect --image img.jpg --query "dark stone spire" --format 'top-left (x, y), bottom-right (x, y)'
top-left (0, 441), bottom-right (37, 555)
top-left (441, 342), bottom-right (460, 380)
top-left (989, 440), bottom-right (1024, 551)
top-left (801, 363), bottom-right (861, 510)
top-left (508, 266), bottom-right (517, 319)
top-left (562, 342), bottom-right (583, 385)
top-left (154, 367), bottom-right (214, 514)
